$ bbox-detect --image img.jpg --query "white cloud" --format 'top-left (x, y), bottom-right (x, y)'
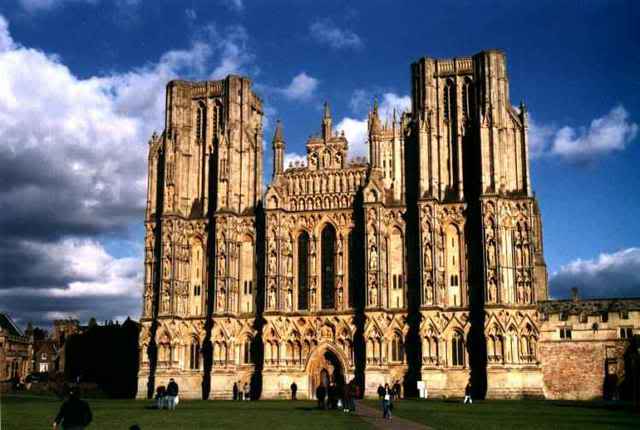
top-left (221, 0), bottom-right (243, 12)
top-left (284, 152), bottom-right (307, 169)
top-left (185, 8), bottom-right (197, 21)
top-left (18, 0), bottom-right (141, 12)
top-left (0, 14), bottom-right (256, 325)
top-left (550, 247), bottom-right (640, 299)
top-left (335, 92), bottom-right (411, 159)
top-left (209, 25), bottom-right (255, 79)
top-left (309, 18), bottom-right (363, 50)
top-left (0, 15), bottom-right (15, 52)
top-left (529, 106), bottom-right (637, 162)
top-left (281, 72), bottom-right (319, 101)
top-left (12, 239), bottom-right (142, 298)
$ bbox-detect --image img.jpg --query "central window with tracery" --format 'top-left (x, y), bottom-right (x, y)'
top-left (297, 231), bottom-right (309, 310)
top-left (321, 224), bottom-right (336, 309)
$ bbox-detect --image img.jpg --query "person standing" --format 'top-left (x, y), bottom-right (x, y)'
top-left (243, 382), bottom-right (250, 401)
top-left (290, 381), bottom-right (298, 400)
top-left (166, 378), bottom-right (179, 410)
top-left (382, 383), bottom-right (392, 420)
top-left (53, 387), bottom-right (93, 429)
top-left (393, 380), bottom-right (402, 400)
top-left (233, 382), bottom-right (239, 401)
top-left (464, 381), bottom-right (472, 404)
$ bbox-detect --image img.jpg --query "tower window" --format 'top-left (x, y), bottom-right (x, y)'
top-left (620, 327), bottom-right (633, 339)
top-left (559, 327), bottom-right (572, 340)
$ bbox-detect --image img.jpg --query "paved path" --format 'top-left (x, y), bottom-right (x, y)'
top-left (354, 401), bottom-right (433, 430)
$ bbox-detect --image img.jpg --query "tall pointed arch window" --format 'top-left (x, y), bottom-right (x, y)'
top-left (348, 232), bottom-right (356, 308)
top-left (452, 331), bottom-right (465, 366)
top-left (462, 77), bottom-right (475, 122)
top-left (195, 101), bottom-right (206, 142)
top-left (297, 232), bottom-right (310, 310)
top-left (321, 224), bottom-right (336, 309)
top-left (444, 79), bottom-right (455, 122)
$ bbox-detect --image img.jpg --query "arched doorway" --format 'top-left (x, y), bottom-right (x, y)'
top-left (307, 347), bottom-right (346, 399)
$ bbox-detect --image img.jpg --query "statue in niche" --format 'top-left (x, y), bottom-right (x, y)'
top-left (268, 286), bottom-right (276, 309)
top-left (310, 286), bottom-right (316, 309)
top-left (268, 251), bottom-right (277, 275)
top-left (516, 282), bottom-right (524, 303)
top-left (286, 288), bottom-right (293, 310)
top-left (369, 275), bottom-right (378, 306)
top-left (425, 280), bottom-right (434, 304)
top-left (524, 283), bottom-right (531, 303)
top-left (336, 279), bottom-right (343, 307)
top-left (217, 287), bottom-right (226, 311)
top-left (161, 285), bottom-right (170, 313)
top-left (424, 245), bottom-right (432, 269)
top-left (323, 151), bottom-right (331, 168)
top-left (488, 278), bottom-right (497, 302)
top-left (144, 295), bottom-right (153, 316)
top-left (487, 241), bottom-right (496, 267)
top-left (369, 245), bottom-right (378, 271)
top-left (217, 251), bottom-right (226, 276)
top-left (515, 245), bottom-right (522, 267)
top-left (523, 245), bottom-right (530, 267)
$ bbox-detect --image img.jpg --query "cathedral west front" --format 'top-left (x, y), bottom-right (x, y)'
top-left (138, 50), bottom-right (552, 400)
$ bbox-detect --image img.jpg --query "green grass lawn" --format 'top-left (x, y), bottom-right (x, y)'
top-left (364, 398), bottom-right (639, 430)
top-left (1, 396), bottom-right (371, 430)
top-left (2, 395), bottom-right (638, 430)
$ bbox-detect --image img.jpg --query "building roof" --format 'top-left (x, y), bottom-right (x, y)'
top-left (538, 297), bottom-right (640, 315)
top-left (0, 313), bottom-right (24, 337)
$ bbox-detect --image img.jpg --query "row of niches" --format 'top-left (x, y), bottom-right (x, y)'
top-left (283, 169), bottom-right (367, 196)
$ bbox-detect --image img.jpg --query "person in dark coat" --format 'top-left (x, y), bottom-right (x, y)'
top-left (464, 381), bottom-right (472, 404)
top-left (166, 378), bottom-right (179, 410)
top-left (290, 381), bottom-right (298, 400)
top-left (316, 384), bottom-right (326, 409)
top-left (377, 384), bottom-right (385, 399)
top-left (233, 382), bottom-right (239, 401)
top-left (382, 383), bottom-right (392, 420)
top-left (53, 387), bottom-right (92, 429)
top-left (328, 382), bottom-right (337, 409)
top-left (393, 381), bottom-right (402, 400)
top-left (342, 382), bottom-right (352, 412)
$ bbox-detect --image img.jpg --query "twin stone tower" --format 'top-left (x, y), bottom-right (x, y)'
top-left (138, 50), bottom-right (548, 400)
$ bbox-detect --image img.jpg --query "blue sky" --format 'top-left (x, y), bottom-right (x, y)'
top-left (0, 0), bottom-right (638, 328)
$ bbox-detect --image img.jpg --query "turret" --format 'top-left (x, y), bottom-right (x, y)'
top-left (272, 120), bottom-right (285, 178)
top-left (322, 102), bottom-right (332, 140)
top-left (368, 100), bottom-right (382, 170)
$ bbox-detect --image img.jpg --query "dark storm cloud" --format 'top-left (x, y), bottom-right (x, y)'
top-left (549, 248), bottom-right (640, 299)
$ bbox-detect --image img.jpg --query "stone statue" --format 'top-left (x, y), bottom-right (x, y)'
top-left (487, 241), bottom-right (496, 267)
top-left (488, 278), bottom-right (497, 302)
top-left (286, 288), bottom-right (293, 310)
top-left (269, 286), bottom-right (276, 309)
top-left (369, 245), bottom-right (378, 271)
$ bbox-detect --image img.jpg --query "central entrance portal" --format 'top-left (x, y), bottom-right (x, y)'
top-left (308, 348), bottom-right (345, 399)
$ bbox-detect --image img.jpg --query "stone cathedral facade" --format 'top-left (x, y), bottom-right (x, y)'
top-left (138, 50), bottom-right (551, 399)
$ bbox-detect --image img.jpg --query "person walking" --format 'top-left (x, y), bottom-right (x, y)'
top-left (290, 381), bottom-right (298, 400)
top-left (382, 383), bottom-right (392, 420)
top-left (316, 384), bottom-right (326, 409)
top-left (166, 378), bottom-right (179, 410)
top-left (53, 387), bottom-right (93, 429)
top-left (464, 381), bottom-right (472, 404)
top-left (233, 382), bottom-right (239, 401)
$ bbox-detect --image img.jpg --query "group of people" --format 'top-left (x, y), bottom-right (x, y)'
top-left (232, 381), bottom-right (252, 400)
top-left (315, 380), bottom-right (359, 412)
top-left (154, 378), bottom-right (180, 410)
